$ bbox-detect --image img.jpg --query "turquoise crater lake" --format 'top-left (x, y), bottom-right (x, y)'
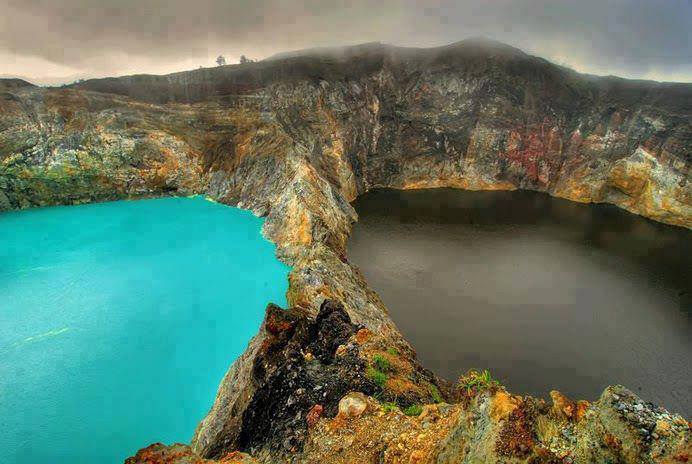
top-left (0, 196), bottom-right (290, 463)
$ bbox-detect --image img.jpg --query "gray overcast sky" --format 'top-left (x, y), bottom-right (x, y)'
top-left (1, 0), bottom-right (690, 85)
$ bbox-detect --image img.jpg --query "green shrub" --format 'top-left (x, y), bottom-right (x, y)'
top-left (403, 404), bottom-right (423, 416)
top-left (373, 354), bottom-right (392, 372)
top-left (381, 402), bottom-right (399, 413)
top-left (366, 366), bottom-right (387, 388)
top-left (386, 347), bottom-right (400, 356)
top-left (429, 383), bottom-right (443, 403)
top-left (459, 369), bottom-right (501, 395)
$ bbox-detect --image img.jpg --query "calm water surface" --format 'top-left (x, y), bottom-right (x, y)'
top-left (349, 189), bottom-right (691, 416)
top-left (0, 196), bottom-right (290, 463)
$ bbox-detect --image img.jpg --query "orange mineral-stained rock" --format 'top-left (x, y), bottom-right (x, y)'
top-left (125, 443), bottom-right (257, 464)
top-left (354, 328), bottom-right (372, 345)
top-left (490, 390), bottom-right (520, 421)
top-left (576, 400), bottom-right (591, 421)
top-left (550, 390), bottom-right (577, 420)
top-left (306, 404), bottom-right (324, 428)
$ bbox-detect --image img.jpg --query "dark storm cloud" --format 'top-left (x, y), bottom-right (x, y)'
top-left (1, 0), bottom-right (690, 83)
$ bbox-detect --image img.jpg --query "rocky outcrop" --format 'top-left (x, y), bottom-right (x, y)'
top-left (125, 443), bottom-right (257, 464)
top-left (1, 39), bottom-right (689, 463)
top-left (128, 381), bottom-right (691, 464)
top-left (192, 300), bottom-right (440, 461)
top-left (298, 384), bottom-right (690, 464)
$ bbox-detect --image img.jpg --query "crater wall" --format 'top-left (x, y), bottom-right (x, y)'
top-left (1, 40), bottom-right (690, 463)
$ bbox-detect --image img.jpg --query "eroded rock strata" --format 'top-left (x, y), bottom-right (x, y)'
top-left (0, 39), bottom-right (689, 463)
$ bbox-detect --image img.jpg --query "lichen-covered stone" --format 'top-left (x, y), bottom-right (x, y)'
top-left (337, 392), bottom-right (369, 419)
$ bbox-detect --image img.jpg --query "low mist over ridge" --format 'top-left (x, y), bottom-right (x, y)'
top-left (1, 0), bottom-right (690, 84)
top-left (53, 39), bottom-right (689, 116)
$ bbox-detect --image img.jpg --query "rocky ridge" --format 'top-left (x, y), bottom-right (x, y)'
top-left (0, 39), bottom-right (689, 463)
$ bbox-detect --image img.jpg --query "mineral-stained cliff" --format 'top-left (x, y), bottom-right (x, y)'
top-left (0, 39), bottom-right (690, 463)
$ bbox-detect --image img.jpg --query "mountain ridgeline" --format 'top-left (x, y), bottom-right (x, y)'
top-left (71, 39), bottom-right (690, 110)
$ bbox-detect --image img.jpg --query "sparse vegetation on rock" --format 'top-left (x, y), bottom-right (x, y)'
top-left (458, 369), bottom-right (502, 396)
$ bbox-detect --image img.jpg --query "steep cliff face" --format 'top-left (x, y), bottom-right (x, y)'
top-left (0, 40), bottom-right (690, 463)
top-left (3, 40), bottom-right (691, 227)
top-left (8, 39), bottom-right (687, 228)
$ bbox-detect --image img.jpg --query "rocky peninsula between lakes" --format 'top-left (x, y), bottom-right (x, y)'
top-left (1, 39), bottom-right (690, 463)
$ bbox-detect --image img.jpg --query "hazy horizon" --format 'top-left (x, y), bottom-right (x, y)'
top-left (2, 0), bottom-right (690, 85)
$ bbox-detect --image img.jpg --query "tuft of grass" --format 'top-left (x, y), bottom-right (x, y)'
top-left (459, 369), bottom-right (501, 395)
top-left (366, 365), bottom-right (388, 388)
top-left (536, 415), bottom-right (561, 443)
top-left (403, 404), bottom-right (423, 416)
top-left (381, 402), bottom-right (399, 413)
top-left (428, 383), bottom-right (443, 403)
top-left (373, 354), bottom-right (392, 373)
top-left (386, 347), bottom-right (400, 356)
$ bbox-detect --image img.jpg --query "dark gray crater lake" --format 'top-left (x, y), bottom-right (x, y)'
top-left (348, 189), bottom-right (691, 416)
